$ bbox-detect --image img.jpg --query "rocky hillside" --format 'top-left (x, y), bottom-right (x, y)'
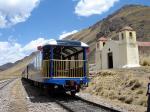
top-left (65, 5), bottom-right (150, 63)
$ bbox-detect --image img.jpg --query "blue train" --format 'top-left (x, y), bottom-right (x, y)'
top-left (22, 40), bottom-right (89, 95)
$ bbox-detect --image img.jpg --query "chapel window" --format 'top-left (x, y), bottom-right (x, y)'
top-left (103, 42), bottom-right (105, 46)
top-left (129, 32), bottom-right (133, 39)
top-left (97, 43), bottom-right (99, 48)
top-left (121, 33), bottom-right (124, 40)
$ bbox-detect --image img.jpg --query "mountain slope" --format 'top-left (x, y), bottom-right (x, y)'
top-left (0, 52), bottom-right (38, 79)
top-left (0, 63), bottom-right (14, 71)
top-left (65, 5), bottom-right (150, 63)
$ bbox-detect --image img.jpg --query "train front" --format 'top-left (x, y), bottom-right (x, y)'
top-left (41, 40), bottom-right (89, 95)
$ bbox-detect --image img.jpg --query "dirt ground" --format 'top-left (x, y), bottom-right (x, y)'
top-left (0, 78), bottom-right (67, 112)
top-left (9, 79), bottom-right (28, 112)
top-left (83, 66), bottom-right (150, 112)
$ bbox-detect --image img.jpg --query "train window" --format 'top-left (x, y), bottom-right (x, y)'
top-left (43, 46), bottom-right (50, 60)
top-left (36, 53), bottom-right (42, 70)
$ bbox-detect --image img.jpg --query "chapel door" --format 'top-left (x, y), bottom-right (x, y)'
top-left (108, 52), bottom-right (113, 69)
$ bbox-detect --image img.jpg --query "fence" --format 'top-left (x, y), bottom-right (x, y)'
top-left (42, 59), bottom-right (87, 78)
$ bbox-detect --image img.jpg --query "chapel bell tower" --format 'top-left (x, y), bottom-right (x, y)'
top-left (119, 26), bottom-right (140, 67)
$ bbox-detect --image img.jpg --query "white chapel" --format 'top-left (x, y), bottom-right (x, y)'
top-left (95, 26), bottom-right (140, 70)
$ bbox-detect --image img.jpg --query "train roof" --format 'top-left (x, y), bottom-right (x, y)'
top-left (42, 39), bottom-right (88, 47)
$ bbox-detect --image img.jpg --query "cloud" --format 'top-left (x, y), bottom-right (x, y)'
top-left (22, 38), bottom-right (55, 54)
top-left (0, 30), bottom-right (80, 65)
top-left (75, 0), bottom-right (119, 17)
top-left (0, 0), bottom-right (40, 28)
top-left (0, 37), bottom-right (53, 65)
top-left (59, 30), bottom-right (78, 39)
top-left (0, 41), bottom-right (24, 65)
top-left (0, 29), bottom-right (78, 65)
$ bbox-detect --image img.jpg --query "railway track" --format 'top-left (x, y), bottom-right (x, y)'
top-left (53, 94), bottom-right (120, 112)
top-left (22, 78), bottom-right (121, 112)
top-left (0, 79), bottom-right (16, 90)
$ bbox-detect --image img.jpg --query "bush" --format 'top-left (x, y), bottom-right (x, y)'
top-left (136, 90), bottom-right (144, 94)
top-left (137, 99), bottom-right (147, 107)
top-left (125, 97), bottom-right (133, 104)
top-left (131, 80), bottom-right (142, 90)
top-left (143, 60), bottom-right (150, 66)
top-left (140, 57), bottom-right (150, 66)
top-left (118, 96), bottom-right (126, 102)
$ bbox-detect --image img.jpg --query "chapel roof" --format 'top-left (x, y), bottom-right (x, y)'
top-left (138, 42), bottom-right (150, 46)
top-left (120, 26), bottom-right (134, 32)
top-left (98, 37), bottom-right (107, 41)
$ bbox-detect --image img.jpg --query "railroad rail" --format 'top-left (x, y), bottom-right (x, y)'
top-left (53, 94), bottom-right (120, 112)
top-left (22, 78), bottom-right (121, 112)
top-left (0, 78), bottom-right (16, 90)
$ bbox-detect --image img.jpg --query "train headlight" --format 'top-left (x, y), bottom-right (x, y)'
top-left (54, 85), bottom-right (58, 89)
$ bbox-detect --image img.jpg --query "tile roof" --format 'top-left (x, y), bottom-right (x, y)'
top-left (98, 37), bottom-right (107, 41)
top-left (120, 26), bottom-right (134, 32)
top-left (138, 42), bottom-right (150, 46)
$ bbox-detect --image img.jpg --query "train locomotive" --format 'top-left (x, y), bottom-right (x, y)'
top-left (22, 40), bottom-right (89, 95)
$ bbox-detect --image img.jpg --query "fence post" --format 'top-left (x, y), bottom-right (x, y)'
top-left (83, 47), bottom-right (86, 77)
top-left (50, 46), bottom-right (53, 77)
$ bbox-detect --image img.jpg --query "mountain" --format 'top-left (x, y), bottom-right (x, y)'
top-left (0, 60), bottom-right (27, 72)
top-left (0, 52), bottom-right (38, 78)
top-left (0, 53), bottom-right (36, 71)
top-left (65, 5), bottom-right (150, 63)
top-left (0, 63), bottom-right (14, 71)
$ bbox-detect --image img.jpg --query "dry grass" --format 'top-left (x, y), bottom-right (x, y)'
top-left (83, 67), bottom-right (150, 108)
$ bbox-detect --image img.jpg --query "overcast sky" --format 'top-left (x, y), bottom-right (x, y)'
top-left (0, 0), bottom-right (149, 65)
